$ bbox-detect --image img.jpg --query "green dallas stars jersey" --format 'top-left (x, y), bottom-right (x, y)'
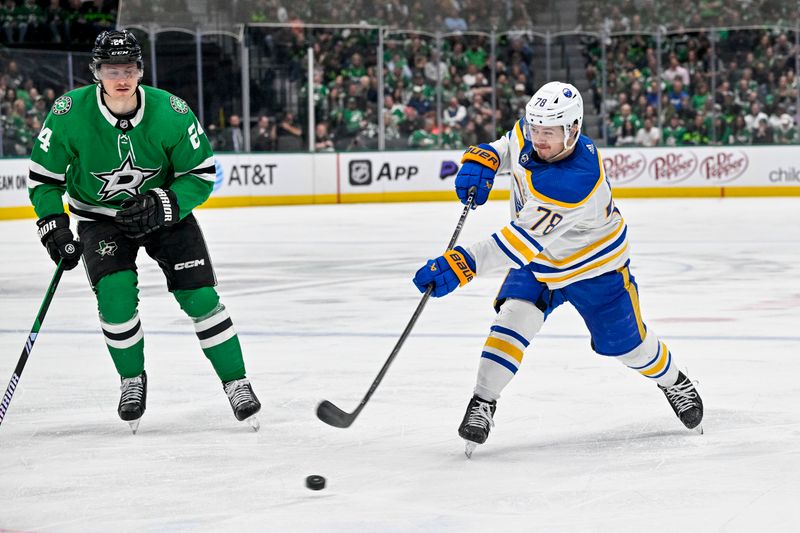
top-left (28, 84), bottom-right (215, 221)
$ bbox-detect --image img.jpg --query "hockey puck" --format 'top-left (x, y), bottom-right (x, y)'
top-left (305, 475), bottom-right (326, 490)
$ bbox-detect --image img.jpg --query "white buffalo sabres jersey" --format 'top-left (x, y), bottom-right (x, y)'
top-left (465, 119), bottom-right (629, 289)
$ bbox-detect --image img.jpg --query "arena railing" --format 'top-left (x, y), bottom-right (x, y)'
top-left (2, 25), bottom-right (798, 157)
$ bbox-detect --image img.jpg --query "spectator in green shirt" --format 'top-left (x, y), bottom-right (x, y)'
top-left (683, 114), bottom-right (710, 146)
top-left (663, 115), bottom-right (687, 146)
top-left (612, 103), bottom-right (642, 134)
top-left (409, 117), bottom-right (438, 149)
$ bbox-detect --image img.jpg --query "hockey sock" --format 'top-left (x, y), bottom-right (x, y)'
top-left (475, 298), bottom-right (544, 401)
top-left (96, 270), bottom-right (144, 378)
top-left (614, 331), bottom-right (679, 387)
top-left (173, 287), bottom-right (246, 382)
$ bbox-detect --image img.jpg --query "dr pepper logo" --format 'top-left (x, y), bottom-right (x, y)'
top-left (699, 151), bottom-right (748, 183)
top-left (603, 152), bottom-right (647, 184)
top-left (649, 152), bottom-right (698, 183)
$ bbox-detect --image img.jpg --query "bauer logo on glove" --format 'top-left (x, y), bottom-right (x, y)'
top-left (455, 143), bottom-right (500, 207)
top-left (462, 145), bottom-right (500, 171)
top-left (413, 246), bottom-right (477, 298)
top-left (443, 250), bottom-right (475, 286)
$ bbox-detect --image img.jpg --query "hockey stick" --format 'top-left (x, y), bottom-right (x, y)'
top-left (0, 260), bottom-right (64, 428)
top-left (317, 188), bottom-right (477, 428)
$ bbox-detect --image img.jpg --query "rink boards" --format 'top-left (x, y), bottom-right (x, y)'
top-left (1, 145), bottom-right (799, 219)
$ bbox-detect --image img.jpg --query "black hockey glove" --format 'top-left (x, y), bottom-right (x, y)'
top-left (115, 188), bottom-right (179, 239)
top-left (36, 213), bottom-right (83, 270)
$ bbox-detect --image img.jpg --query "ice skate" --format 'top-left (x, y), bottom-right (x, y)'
top-left (659, 371), bottom-right (703, 433)
top-left (223, 378), bottom-right (261, 431)
top-left (458, 395), bottom-right (496, 458)
top-left (118, 371), bottom-right (147, 434)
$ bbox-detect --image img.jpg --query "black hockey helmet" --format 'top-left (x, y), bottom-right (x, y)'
top-left (90, 29), bottom-right (143, 79)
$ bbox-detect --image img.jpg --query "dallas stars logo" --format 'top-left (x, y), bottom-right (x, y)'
top-left (96, 240), bottom-right (118, 257)
top-left (170, 96), bottom-right (189, 114)
top-left (91, 154), bottom-right (161, 202)
top-left (52, 96), bottom-right (71, 115)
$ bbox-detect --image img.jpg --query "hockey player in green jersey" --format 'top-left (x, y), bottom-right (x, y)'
top-left (27, 29), bottom-right (261, 433)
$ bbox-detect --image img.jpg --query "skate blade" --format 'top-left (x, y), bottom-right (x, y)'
top-left (693, 424), bottom-right (704, 435)
top-left (464, 441), bottom-right (477, 459)
top-left (128, 419), bottom-right (141, 434)
top-left (246, 415), bottom-right (260, 432)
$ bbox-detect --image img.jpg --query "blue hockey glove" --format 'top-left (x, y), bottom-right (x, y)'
top-left (456, 144), bottom-right (500, 207)
top-left (413, 246), bottom-right (476, 298)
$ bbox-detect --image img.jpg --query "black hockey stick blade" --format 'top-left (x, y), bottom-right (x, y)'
top-left (316, 188), bottom-right (476, 429)
top-left (316, 399), bottom-right (358, 428)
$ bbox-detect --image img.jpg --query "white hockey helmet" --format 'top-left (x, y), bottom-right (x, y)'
top-left (525, 81), bottom-right (583, 152)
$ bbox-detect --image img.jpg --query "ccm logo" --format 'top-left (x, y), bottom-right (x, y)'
top-left (174, 259), bottom-right (205, 271)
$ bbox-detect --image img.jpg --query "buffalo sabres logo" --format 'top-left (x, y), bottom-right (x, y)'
top-left (520, 153), bottom-right (529, 164)
top-left (91, 154), bottom-right (160, 202)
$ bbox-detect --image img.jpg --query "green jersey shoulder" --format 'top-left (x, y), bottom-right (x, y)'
top-left (29, 84), bottom-right (216, 221)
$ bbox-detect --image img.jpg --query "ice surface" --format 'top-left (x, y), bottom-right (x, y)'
top-left (1, 198), bottom-right (799, 532)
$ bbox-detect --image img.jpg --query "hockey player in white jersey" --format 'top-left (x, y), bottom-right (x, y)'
top-left (413, 81), bottom-right (704, 457)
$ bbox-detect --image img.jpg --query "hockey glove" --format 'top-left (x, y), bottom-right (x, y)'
top-left (36, 213), bottom-right (83, 270)
top-left (115, 188), bottom-right (179, 239)
top-left (456, 144), bottom-right (500, 207)
top-left (413, 246), bottom-right (476, 298)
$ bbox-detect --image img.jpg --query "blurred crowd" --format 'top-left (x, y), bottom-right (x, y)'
top-left (579, 0), bottom-right (797, 32)
top-left (1, 0), bottom-right (116, 47)
top-left (2, 0), bottom-right (800, 154)
top-left (585, 28), bottom-right (799, 147)
top-left (0, 58), bottom-right (58, 156)
top-left (237, 26), bottom-right (537, 152)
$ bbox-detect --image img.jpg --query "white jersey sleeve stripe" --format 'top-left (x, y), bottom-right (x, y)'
top-left (499, 227), bottom-right (537, 262)
top-left (509, 221), bottom-right (544, 251)
top-left (28, 161), bottom-right (66, 181)
top-left (175, 155), bottom-right (216, 181)
top-left (489, 234), bottom-right (526, 268)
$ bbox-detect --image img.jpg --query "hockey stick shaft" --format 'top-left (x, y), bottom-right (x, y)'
top-left (317, 188), bottom-right (477, 428)
top-left (0, 261), bottom-right (64, 427)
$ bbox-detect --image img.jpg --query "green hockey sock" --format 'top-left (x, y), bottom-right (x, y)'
top-left (96, 270), bottom-right (144, 378)
top-left (174, 287), bottom-right (247, 382)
